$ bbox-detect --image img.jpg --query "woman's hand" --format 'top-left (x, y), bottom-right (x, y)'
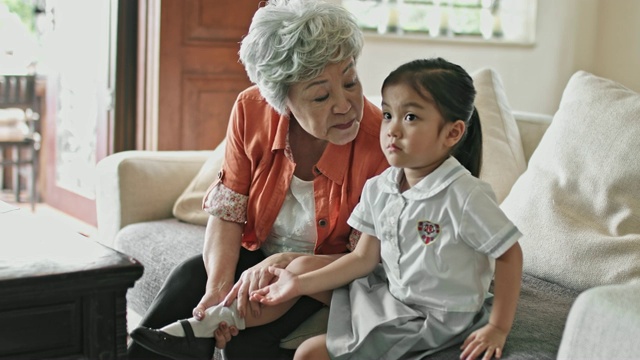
top-left (250, 266), bottom-right (300, 305)
top-left (192, 286), bottom-right (229, 321)
top-left (223, 252), bottom-right (298, 318)
top-left (192, 282), bottom-right (239, 350)
top-left (459, 323), bottom-right (507, 360)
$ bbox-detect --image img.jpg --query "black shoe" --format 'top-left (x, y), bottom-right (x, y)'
top-left (130, 320), bottom-right (216, 360)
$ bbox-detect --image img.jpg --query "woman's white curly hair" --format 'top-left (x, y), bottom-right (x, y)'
top-left (239, 0), bottom-right (363, 114)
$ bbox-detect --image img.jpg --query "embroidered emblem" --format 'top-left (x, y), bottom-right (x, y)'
top-left (417, 220), bottom-right (440, 245)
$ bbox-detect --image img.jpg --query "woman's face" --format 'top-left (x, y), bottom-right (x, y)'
top-left (286, 58), bottom-right (364, 145)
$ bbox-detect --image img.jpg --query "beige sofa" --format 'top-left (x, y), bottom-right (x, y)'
top-left (96, 70), bottom-right (640, 359)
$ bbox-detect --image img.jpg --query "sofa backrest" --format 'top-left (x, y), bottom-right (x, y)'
top-left (513, 111), bottom-right (552, 163)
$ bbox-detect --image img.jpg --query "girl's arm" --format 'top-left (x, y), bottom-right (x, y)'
top-left (460, 242), bottom-right (523, 360)
top-left (488, 241), bottom-right (523, 334)
top-left (251, 233), bottom-right (382, 305)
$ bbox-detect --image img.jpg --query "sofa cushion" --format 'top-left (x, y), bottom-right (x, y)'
top-left (173, 140), bottom-right (226, 226)
top-left (473, 68), bottom-right (527, 204)
top-left (501, 71), bottom-right (640, 291)
top-left (115, 218), bottom-right (205, 315)
top-left (0, 108), bottom-right (28, 141)
top-left (429, 274), bottom-right (579, 360)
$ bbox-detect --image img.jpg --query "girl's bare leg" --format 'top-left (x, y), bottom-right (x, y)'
top-left (294, 334), bottom-right (330, 360)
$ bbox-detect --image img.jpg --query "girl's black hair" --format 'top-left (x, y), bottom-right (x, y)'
top-left (382, 58), bottom-right (483, 177)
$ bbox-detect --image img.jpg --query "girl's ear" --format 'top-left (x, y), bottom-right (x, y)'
top-left (444, 120), bottom-right (466, 147)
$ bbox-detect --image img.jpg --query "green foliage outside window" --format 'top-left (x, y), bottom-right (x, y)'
top-left (343, 0), bottom-right (504, 39)
top-left (0, 0), bottom-right (36, 33)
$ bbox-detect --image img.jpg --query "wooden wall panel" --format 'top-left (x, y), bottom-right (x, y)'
top-left (182, 75), bottom-right (249, 149)
top-left (157, 0), bottom-right (258, 151)
top-left (184, 1), bottom-right (260, 44)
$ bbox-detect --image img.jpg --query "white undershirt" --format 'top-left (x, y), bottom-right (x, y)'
top-left (261, 176), bottom-right (317, 256)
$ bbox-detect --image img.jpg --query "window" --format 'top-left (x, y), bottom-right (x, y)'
top-left (0, 0), bottom-right (46, 74)
top-left (342, 0), bottom-right (537, 44)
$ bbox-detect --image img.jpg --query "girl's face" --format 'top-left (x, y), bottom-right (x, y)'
top-left (380, 82), bottom-right (464, 179)
top-left (286, 58), bottom-right (364, 145)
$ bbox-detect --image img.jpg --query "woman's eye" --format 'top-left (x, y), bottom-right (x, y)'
top-left (314, 94), bottom-right (329, 102)
top-left (345, 80), bottom-right (358, 89)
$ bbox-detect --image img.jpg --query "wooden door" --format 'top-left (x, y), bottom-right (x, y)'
top-left (154, 0), bottom-right (259, 151)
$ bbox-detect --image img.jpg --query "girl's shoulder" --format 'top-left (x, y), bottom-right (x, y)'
top-left (452, 173), bottom-right (497, 200)
top-left (362, 167), bottom-right (398, 195)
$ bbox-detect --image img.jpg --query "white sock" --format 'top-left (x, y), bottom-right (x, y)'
top-left (160, 299), bottom-right (246, 338)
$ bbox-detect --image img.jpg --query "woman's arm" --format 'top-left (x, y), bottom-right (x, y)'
top-left (251, 233), bottom-right (381, 305)
top-left (460, 242), bottom-right (523, 360)
top-left (193, 215), bottom-right (243, 318)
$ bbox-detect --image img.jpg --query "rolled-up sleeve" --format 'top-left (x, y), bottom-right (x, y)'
top-left (203, 182), bottom-right (248, 224)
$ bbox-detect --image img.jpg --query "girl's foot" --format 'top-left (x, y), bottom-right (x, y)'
top-left (160, 299), bottom-right (245, 337)
top-left (129, 300), bottom-right (245, 359)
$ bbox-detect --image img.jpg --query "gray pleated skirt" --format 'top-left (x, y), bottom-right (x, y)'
top-left (326, 266), bottom-right (491, 360)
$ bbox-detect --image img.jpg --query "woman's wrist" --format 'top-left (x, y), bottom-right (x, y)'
top-left (205, 277), bottom-right (232, 295)
top-left (268, 251), bottom-right (302, 268)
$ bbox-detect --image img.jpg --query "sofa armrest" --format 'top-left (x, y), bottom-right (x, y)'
top-left (95, 150), bottom-right (213, 248)
top-left (557, 281), bottom-right (640, 359)
top-left (513, 111), bottom-right (552, 163)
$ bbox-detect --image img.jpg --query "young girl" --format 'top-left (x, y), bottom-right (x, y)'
top-left (251, 58), bottom-right (523, 360)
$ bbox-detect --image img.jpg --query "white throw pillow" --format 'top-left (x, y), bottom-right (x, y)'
top-left (472, 68), bottom-right (527, 203)
top-left (173, 139), bottom-right (226, 226)
top-left (501, 71), bottom-right (640, 291)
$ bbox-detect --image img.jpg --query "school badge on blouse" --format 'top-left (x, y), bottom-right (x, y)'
top-left (417, 220), bottom-right (440, 245)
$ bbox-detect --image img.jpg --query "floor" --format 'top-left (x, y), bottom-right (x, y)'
top-left (1, 190), bottom-right (143, 331)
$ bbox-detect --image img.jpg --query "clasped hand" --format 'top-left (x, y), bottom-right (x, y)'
top-left (192, 254), bottom-right (291, 349)
top-left (249, 266), bottom-right (301, 305)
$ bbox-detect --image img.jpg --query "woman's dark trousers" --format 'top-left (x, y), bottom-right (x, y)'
top-left (127, 248), bottom-right (324, 360)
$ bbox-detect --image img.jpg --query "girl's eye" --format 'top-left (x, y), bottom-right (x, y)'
top-left (404, 114), bottom-right (417, 122)
top-left (382, 112), bottom-right (392, 121)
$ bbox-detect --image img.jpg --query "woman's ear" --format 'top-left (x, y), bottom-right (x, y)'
top-left (444, 120), bottom-right (466, 147)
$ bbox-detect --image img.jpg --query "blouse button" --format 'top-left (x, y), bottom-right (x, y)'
top-left (318, 219), bottom-right (327, 227)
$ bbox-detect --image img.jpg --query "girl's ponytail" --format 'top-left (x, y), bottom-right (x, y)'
top-left (453, 107), bottom-right (482, 178)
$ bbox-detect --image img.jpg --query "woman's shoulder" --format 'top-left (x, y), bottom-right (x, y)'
top-left (231, 85), bottom-right (284, 133)
top-left (237, 85), bottom-right (264, 101)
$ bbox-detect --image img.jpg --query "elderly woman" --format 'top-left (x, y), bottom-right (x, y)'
top-left (128, 0), bottom-right (387, 359)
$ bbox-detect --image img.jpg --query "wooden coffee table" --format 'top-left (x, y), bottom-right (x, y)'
top-left (0, 203), bottom-right (143, 359)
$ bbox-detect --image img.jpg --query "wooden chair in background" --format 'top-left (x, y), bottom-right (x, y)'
top-left (0, 75), bottom-right (41, 211)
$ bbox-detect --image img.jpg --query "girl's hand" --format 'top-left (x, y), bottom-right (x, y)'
top-left (213, 321), bottom-right (239, 349)
top-left (250, 266), bottom-right (300, 305)
top-left (459, 323), bottom-right (507, 360)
